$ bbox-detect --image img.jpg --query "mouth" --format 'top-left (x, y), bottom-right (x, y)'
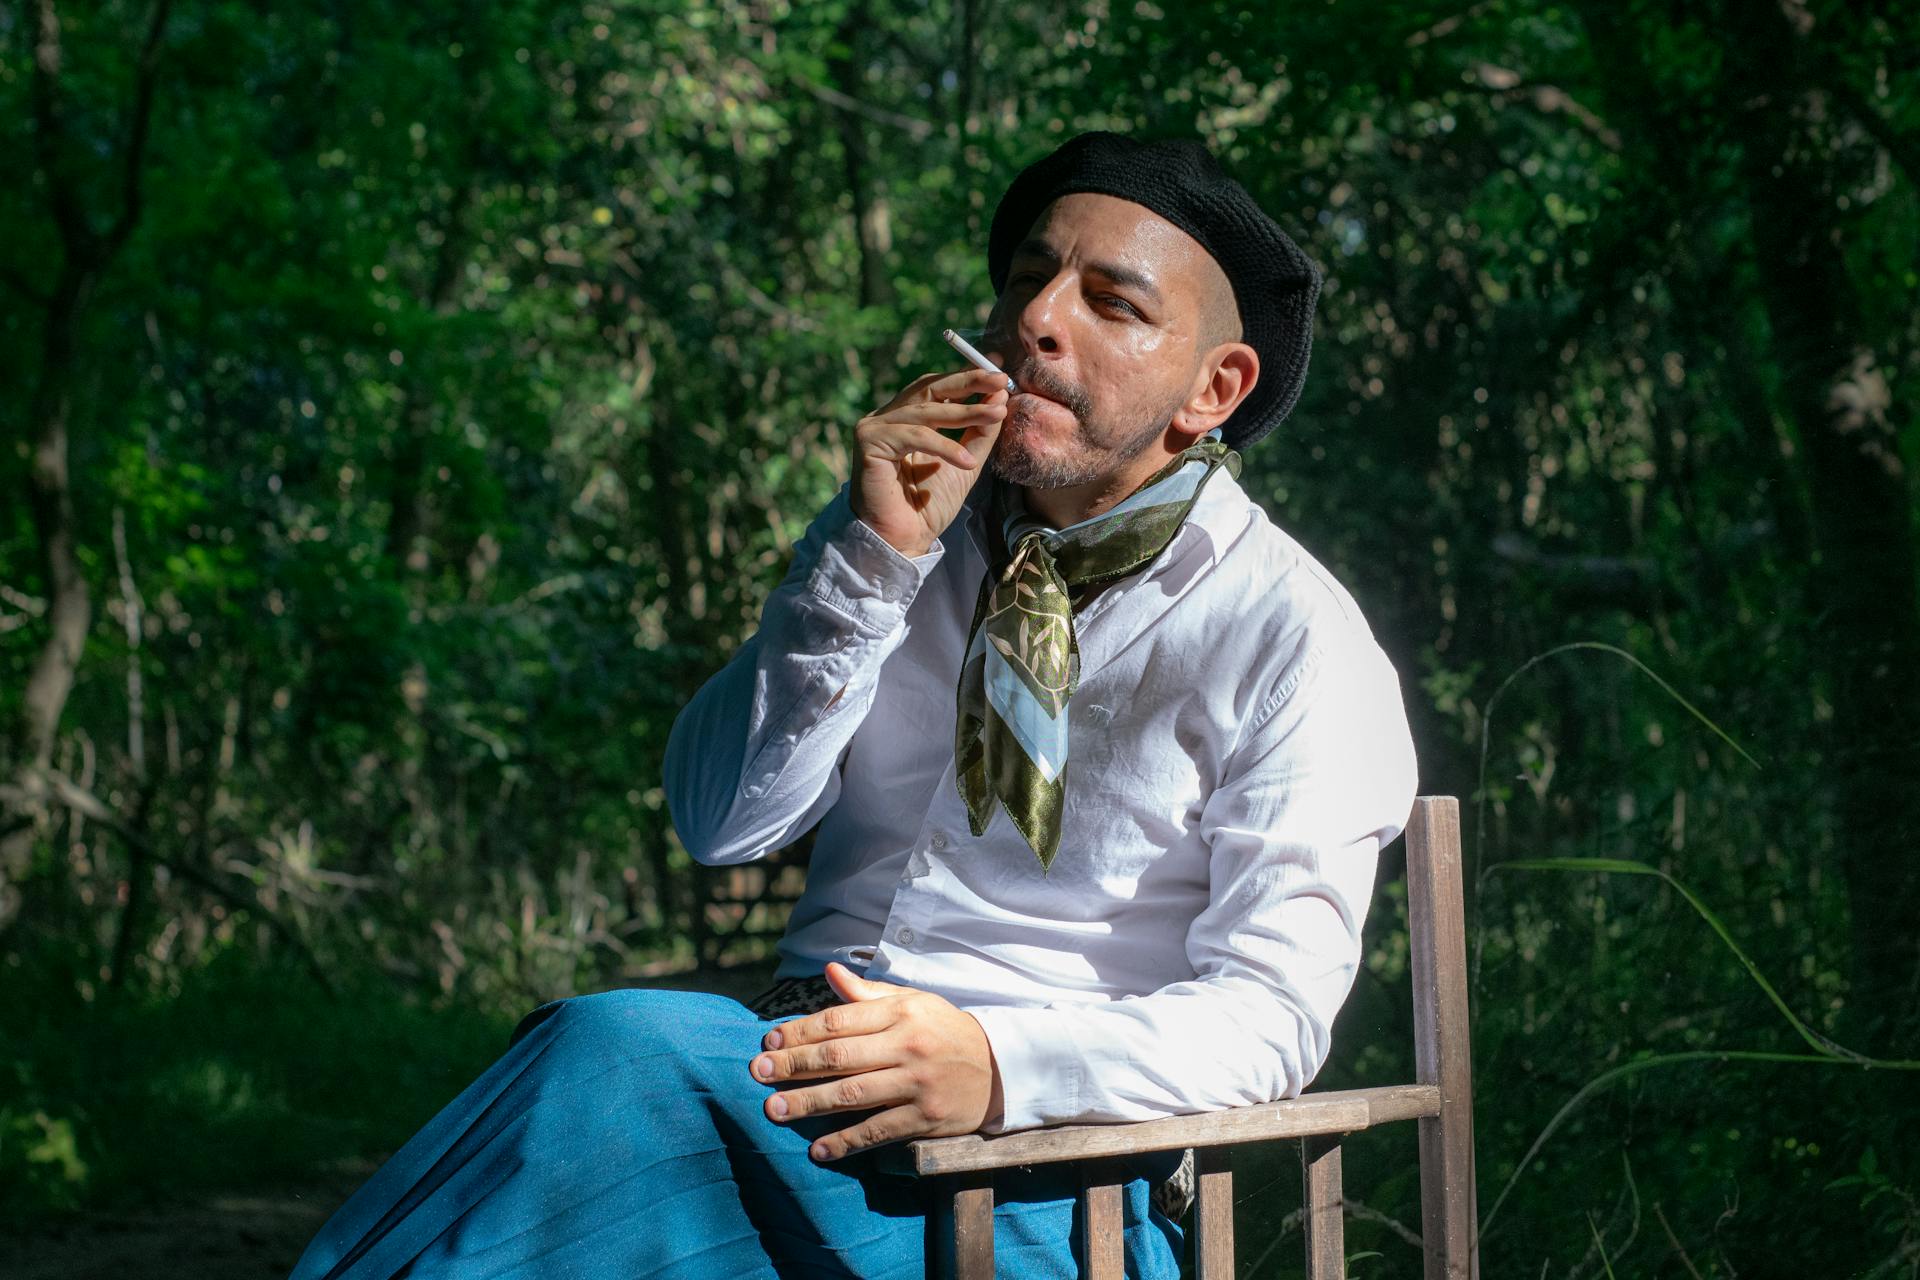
top-left (1011, 375), bottom-right (1067, 408)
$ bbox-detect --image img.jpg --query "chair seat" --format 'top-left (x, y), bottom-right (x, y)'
top-left (888, 1083), bottom-right (1442, 1176)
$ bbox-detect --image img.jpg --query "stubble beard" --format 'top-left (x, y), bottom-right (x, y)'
top-left (988, 372), bottom-right (1179, 491)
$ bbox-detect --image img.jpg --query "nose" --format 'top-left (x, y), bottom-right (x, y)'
top-left (1006, 274), bottom-right (1070, 360)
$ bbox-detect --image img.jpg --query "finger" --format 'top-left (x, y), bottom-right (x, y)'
top-left (753, 1028), bottom-right (897, 1083)
top-left (765, 1066), bottom-right (917, 1123)
top-left (879, 399), bottom-right (1009, 429)
top-left (919, 366), bottom-right (1016, 403)
top-left (822, 960), bottom-right (897, 1003)
top-left (810, 1103), bottom-right (928, 1162)
top-left (860, 422), bottom-right (982, 470)
top-left (958, 397), bottom-right (1008, 465)
top-left (762, 997), bottom-right (893, 1053)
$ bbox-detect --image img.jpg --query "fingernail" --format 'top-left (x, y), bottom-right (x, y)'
top-left (811, 1143), bottom-right (831, 1161)
top-left (764, 1030), bottom-right (783, 1050)
top-left (754, 1056), bottom-right (775, 1080)
top-left (769, 1094), bottom-right (788, 1119)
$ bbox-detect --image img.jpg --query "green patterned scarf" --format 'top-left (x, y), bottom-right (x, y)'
top-left (955, 434), bottom-right (1241, 871)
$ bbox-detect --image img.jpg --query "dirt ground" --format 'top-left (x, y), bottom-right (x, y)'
top-left (1, 964), bottom-right (780, 1280)
top-left (1, 1163), bottom-right (376, 1280)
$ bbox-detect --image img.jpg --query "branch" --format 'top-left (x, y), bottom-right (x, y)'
top-left (4, 767), bottom-right (337, 998)
top-left (29, 0), bottom-right (175, 263)
top-left (30, 0), bottom-right (91, 256)
top-left (101, 0), bottom-right (176, 257)
top-left (0, 584), bottom-right (48, 616)
top-left (1490, 531), bottom-right (1659, 593)
top-left (0, 263), bottom-right (52, 308)
top-left (1404, 0), bottom-right (1499, 47)
top-left (1467, 61), bottom-right (1623, 151)
top-left (1813, 57), bottom-right (1920, 192)
top-left (798, 78), bottom-right (936, 140)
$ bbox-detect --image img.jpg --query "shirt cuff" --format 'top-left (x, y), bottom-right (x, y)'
top-left (804, 515), bottom-right (944, 635)
top-left (962, 1003), bottom-right (1080, 1134)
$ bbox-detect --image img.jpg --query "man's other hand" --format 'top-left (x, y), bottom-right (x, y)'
top-left (750, 962), bottom-right (1006, 1161)
top-left (849, 363), bottom-right (1009, 559)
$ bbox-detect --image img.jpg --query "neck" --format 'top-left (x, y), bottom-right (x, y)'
top-left (1020, 440), bottom-right (1192, 529)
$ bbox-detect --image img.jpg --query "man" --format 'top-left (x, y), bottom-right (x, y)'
top-left (290, 132), bottom-right (1416, 1280)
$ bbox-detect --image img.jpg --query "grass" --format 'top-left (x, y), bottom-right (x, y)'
top-left (0, 950), bottom-right (516, 1225)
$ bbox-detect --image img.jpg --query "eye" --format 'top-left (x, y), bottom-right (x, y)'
top-left (1095, 294), bottom-right (1139, 318)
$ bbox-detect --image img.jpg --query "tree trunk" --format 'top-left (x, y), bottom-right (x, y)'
top-left (3, 0), bottom-right (173, 927)
top-left (829, 6), bottom-right (902, 395)
top-left (1728, 8), bottom-right (1920, 1045)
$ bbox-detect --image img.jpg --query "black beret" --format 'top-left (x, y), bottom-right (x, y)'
top-left (987, 131), bottom-right (1322, 451)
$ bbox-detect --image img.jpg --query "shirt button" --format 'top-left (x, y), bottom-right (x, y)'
top-left (929, 831), bottom-right (948, 850)
top-left (881, 583), bottom-right (901, 603)
top-left (897, 926), bottom-right (916, 946)
top-left (743, 783), bottom-right (764, 799)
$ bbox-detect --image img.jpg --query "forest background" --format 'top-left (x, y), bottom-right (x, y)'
top-left (3, 0), bottom-right (1918, 1275)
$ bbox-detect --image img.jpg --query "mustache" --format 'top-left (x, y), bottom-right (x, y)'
top-left (999, 353), bottom-right (1092, 419)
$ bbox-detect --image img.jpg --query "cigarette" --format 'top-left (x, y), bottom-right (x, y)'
top-left (942, 328), bottom-right (1017, 394)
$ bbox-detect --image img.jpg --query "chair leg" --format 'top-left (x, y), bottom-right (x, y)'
top-left (1080, 1159), bottom-right (1127, 1280)
top-left (1302, 1133), bottom-right (1346, 1280)
top-left (1418, 1098), bottom-right (1478, 1279)
top-left (946, 1171), bottom-right (995, 1280)
top-left (1409, 796), bottom-right (1479, 1279)
top-left (1192, 1146), bottom-right (1235, 1279)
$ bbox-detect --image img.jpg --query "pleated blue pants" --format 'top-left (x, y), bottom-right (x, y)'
top-left (287, 988), bottom-right (1185, 1278)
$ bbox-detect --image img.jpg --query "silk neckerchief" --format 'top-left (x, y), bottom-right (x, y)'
top-left (954, 434), bottom-right (1241, 871)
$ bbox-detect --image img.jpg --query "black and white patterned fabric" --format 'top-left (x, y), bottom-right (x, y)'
top-left (745, 975), bottom-right (841, 1020)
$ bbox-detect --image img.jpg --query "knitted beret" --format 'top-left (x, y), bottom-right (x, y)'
top-left (987, 131), bottom-right (1322, 451)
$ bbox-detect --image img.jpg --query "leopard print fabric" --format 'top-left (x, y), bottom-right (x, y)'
top-left (742, 976), bottom-right (1197, 1223)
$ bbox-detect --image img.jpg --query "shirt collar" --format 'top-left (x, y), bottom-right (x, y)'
top-left (961, 452), bottom-right (1250, 575)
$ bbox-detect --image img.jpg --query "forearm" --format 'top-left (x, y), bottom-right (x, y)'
top-left (664, 485), bottom-right (945, 865)
top-left (965, 969), bottom-right (1339, 1133)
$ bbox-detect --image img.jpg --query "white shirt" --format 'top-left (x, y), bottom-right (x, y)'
top-left (663, 467), bottom-right (1418, 1134)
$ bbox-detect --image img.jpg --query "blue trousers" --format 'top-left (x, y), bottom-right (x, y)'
top-left (288, 988), bottom-right (1185, 1278)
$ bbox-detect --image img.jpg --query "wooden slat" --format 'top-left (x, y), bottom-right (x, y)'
top-left (952, 1174), bottom-right (995, 1280)
top-left (1193, 1146), bottom-right (1235, 1279)
top-left (1407, 797), bottom-right (1480, 1279)
top-left (1080, 1163), bottom-right (1126, 1280)
top-left (1302, 1133), bottom-right (1346, 1280)
top-left (1352, 1082), bottom-right (1445, 1126)
top-left (895, 1085), bottom-right (1438, 1176)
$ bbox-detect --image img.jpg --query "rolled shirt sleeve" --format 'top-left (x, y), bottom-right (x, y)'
top-left (964, 634), bottom-right (1418, 1132)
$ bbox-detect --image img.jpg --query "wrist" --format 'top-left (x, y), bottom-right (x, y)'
top-left (854, 515), bottom-right (932, 560)
top-left (964, 1011), bottom-right (1006, 1130)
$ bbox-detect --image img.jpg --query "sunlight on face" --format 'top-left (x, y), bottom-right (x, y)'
top-left (983, 193), bottom-right (1240, 491)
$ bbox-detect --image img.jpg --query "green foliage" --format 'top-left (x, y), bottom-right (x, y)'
top-left (0, 953), bottom-right (512, 1224)
top-left (4, 0), bottom-right (1919, 1273)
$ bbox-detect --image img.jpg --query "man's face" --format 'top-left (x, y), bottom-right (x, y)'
top-left (982, 192), bottom-right (1234, 491)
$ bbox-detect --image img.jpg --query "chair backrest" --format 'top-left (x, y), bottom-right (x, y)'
top-left (901, 795), bottom-right (1479, 1279)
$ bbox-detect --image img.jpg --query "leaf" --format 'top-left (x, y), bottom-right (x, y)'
top-left (1493, 856), bottom-right (1891, 1065)
top-left (1476, 855), bottom-right (1920, 1242)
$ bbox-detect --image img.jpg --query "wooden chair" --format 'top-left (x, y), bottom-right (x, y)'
top-left (890, 796), bottom-right (1478, 1279)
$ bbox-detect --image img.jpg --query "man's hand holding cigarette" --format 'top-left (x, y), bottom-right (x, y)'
top-left (850, 349), bottom-right (1010, 559)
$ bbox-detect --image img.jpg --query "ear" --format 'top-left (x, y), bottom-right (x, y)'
top-left (1170, 342), bottom-right (1260, 438)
